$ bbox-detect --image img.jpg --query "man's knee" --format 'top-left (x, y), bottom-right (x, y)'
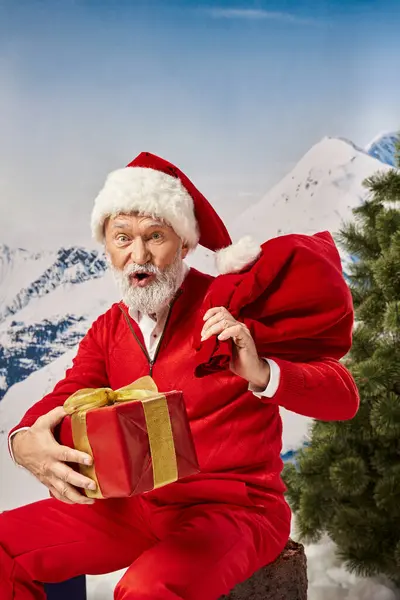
top-left (114, 573), bottom-right (180, 600)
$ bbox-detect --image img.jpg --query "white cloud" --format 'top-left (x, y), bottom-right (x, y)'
top-left (203, 7), bottom-right (316, 26)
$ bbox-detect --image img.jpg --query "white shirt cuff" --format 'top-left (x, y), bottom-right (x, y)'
top-left (249, 358), bottom-right (281, 398)
top-left (8, 427), bottom-right (30, 466)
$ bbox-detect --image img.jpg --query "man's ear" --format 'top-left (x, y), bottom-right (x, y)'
top-left (181, 243), bottom-right (190, 259)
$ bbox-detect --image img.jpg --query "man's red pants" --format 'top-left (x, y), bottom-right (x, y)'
top-left (0, 491), bottom-right (291, 600)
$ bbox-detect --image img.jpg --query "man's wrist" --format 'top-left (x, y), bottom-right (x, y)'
top-left (10, 429), bottom-right (29, 465)
top-left (249, 358), bottom-right (271, 391)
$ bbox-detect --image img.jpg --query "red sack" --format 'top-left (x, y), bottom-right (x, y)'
top-left (194, 231), bottom-right (353, 376)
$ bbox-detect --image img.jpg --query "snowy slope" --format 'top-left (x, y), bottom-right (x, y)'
top-left (0, 245), bottom-right (56, 314)
top-left (0, 245), bottom-right (118, 400)
top-left (0, 245), bottom-right (109, 323)
top-left (366, 131), bottom-right (399, 167)
top-left (229, 136), bottom-right (393, 249)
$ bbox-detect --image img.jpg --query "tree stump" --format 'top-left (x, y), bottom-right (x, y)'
top-left (219, 539), bottom-right (307, 600)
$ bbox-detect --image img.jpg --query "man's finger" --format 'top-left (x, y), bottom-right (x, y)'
top-left (52, 479), bottom-right (94, 505)
top-left (202, 311), bottom-right (233, 333)
top-left (51, 462), bottom-right (96, 491)
top-left (218, 323), bottom-right (249, 343)
top-left (202, 318), bottom-right (237, 341)
top-left (36, 406), bottom-right (67, 430)
top-left (49, 486), bottom-right (75, 504)
top-left (203, 307), bottom-right (227, 320)
top-left (55, 445), bottom-right (93, 466)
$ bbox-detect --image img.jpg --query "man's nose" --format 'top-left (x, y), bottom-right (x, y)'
top-left (130, 238), bottom-right (150, 265)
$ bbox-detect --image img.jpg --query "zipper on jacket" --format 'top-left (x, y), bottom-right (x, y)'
top-left (119, 288), bottom-right (182, 376)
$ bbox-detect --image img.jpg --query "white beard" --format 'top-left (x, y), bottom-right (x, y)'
top-left (108, 250), bottom-right (186, 315)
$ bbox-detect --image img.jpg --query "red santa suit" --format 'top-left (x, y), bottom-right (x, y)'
top-left (0, 153), bottom-right (359, 600)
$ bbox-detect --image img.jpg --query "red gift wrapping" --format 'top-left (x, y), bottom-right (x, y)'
top-left (58, 380), bottom-right (199, 499)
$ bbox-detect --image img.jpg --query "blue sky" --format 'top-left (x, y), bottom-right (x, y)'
top-left (1, 0), bottom-right (400, 248)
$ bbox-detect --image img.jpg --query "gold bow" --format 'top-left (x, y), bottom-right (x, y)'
top-left (63, 376), bottom-right (178, 499)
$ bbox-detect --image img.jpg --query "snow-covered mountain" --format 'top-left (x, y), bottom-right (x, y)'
top-left (0, 245), bottom-right (118, 400)
top-left (0, 245), bottom-right (108, 322)
top-left (229, 136), bottom-right (393, 252)
top-left (366, 131), bottom-right (399, 167)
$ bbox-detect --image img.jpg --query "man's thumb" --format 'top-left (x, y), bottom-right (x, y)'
top-left (38, 406), bottom-right (67, 430)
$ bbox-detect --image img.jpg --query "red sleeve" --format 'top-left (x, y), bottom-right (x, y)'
top-left (8, 314), bottom-right (109, 437)
top-left (266, 357), bottom-right (359, 421)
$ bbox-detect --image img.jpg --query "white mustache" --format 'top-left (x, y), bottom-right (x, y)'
top-left (124, 264), bottom-right (160, 276)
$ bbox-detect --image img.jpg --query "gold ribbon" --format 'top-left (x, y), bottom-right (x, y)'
top-left (63, 376), bottom-right (178, 499)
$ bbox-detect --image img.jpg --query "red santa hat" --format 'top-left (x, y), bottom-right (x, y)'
top-left (90, 152), bottom-right (261, 274)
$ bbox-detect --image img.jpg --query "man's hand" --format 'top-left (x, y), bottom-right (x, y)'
top-left (201, 307), bottom-right (270, 390)
top-left (12, 406), bottom-right (96, 505)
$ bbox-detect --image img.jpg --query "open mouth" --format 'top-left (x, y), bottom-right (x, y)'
top-left (129, 272), bottom-right (155, 286)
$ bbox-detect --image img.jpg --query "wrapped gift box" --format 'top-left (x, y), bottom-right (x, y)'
top-left (58, 376), bottom-right (199, 499)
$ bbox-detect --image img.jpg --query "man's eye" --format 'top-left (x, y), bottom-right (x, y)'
top-left (116, 234), bottom-right (129, 242)
top-left (150, 232), bottom-right (163, 240)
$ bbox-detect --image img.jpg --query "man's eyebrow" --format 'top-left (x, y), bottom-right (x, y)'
top-left (146, 221), bottom-right (166, 228)
top-left (110, 218), bottom-right (167, 229)
top-left (111, 221), bottom-right (130, 228)
top-left (141, 219), bottom-right (167, 228)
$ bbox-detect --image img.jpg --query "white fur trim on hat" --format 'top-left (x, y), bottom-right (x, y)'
top-left (91, 167), bottom-right (200, 248)
top-left (215, 236), bottom-right (262, 274)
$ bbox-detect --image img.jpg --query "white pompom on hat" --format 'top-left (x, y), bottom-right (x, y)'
top-left (90, 151), bottom-right (261, 274)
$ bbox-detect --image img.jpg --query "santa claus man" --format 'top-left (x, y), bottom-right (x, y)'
top-left (0, 152), bottom-right (359, 599)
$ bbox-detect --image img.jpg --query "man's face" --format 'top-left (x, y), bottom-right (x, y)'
top-left (104, 213), bottom-right (189, 314)
top-left (105, 213), bottom-right (188, 273)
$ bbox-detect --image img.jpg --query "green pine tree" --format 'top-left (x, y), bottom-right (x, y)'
top-left (283, 133), bottom-right (400, 586)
